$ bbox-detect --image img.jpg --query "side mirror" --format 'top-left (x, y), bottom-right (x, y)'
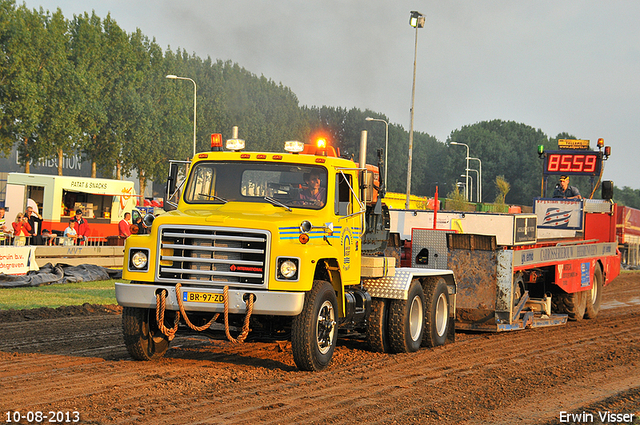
top-left (164, 163), bottom-right (179, 211)
top-left (361, 170), bottom-right (375, 204)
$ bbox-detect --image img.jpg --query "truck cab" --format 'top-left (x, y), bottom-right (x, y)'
top-left (116, 136), bottom-right (456, 370)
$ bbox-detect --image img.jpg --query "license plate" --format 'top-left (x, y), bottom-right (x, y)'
top-left (183, 291), bottom-right (224, 303)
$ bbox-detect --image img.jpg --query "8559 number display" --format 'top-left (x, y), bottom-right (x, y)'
top-left (544, 151), bottom-right (601, 176)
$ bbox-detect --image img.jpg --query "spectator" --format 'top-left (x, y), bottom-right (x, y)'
top-left (12, 212), bottom-right (32, 246)
top-left (132, 215), bottom-right (149, 235)
top-left (72, 209), bottom-right (89, 244)
top-left (63, 220), bottom-right (77, 246)
top-left (25, 205), bottom-right (43, 245)
top-left (0, 206), bottom-right (11, 245)
top-left (41, 229), bottom-right (55, 246)
top-left (119, 212), bottom-right (132, 238)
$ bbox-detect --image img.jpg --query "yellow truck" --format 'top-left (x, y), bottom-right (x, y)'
top-left (115, 134), bottom-right (457, 370)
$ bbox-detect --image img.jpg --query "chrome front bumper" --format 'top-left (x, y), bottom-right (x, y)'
top-left (115, 282), bottom-right (305, 316)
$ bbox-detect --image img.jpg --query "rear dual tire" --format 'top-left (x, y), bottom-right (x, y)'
top-left (369, 278), bottom-right (451, 354)
top-left (585, 264), bottom-right (604, 319)
top-left (388, 280), bottom-right (425, 353)
top-left (552, 290), bottom-right (587, 321)
top-left (367, 298), bottom-right (390, 353)
top-left (552, 264), bottom-right (603, 321)
top-left (422, 278), bottom-right (451, 348)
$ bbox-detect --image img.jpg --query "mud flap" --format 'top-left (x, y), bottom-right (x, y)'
top-left (446, 316), bottom-right (456, 343)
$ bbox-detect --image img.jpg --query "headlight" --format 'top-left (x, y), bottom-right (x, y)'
top-left (131, 251), bottom-right (148, 270)
top-left (277, 257), bottom-right (299, 281)
top-left (280, 260), bottom-right (297, 278)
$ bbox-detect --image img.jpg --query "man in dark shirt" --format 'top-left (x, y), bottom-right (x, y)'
top-left (553, 175), bottom-right (581, 199)
top-left (25, 205), bottom-right (43, 245)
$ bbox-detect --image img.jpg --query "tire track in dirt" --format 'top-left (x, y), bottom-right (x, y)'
top-left (172, 310), bottom-right (639, 424)
top-left (0, 273), bottom-right (638, 424)
top-left (173, 289), bottom-right (640, 424)
top-left (1, 357), bottom-right (168, 410)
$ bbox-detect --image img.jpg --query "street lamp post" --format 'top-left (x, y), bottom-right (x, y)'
top-left (467, 169), bottom-right (479, 203)
top-left (166, 75), bottom-right (197, 158)
top-left (450, 141), bottom-right (470, 201)
top-left (365, 117), bottom-right (389, 189)
top-left (469, 157), bottom-right (482, 203)
top-left (406, 10), bottom-right (425, 210)
top-left (460, 174), bottom-right (473, 203)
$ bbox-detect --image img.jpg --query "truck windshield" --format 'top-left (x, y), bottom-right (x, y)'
top-left (184, 161), bottom-right (328, 209)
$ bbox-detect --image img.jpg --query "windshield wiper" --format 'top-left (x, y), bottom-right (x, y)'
top-left (264, 196), bottom-right (292, 212)
top-left (198, 193), bottom-right (228, 204)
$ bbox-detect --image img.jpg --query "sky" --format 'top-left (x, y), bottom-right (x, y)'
top-left (20, 0), bottom-right (640, 189)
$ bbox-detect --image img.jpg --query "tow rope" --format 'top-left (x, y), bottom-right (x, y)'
top-left (155, 283), bottom-right (255, 343)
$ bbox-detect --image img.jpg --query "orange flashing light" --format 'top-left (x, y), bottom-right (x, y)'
top-left (302, 144), bottom-right (338, 157)
top-left (316, 138), bottom-right (327, 149)
top-left (597, 138), bottom-right (605, 148)
top-left (211, 133), bottom-right (223, 149)
top-left (299, 233), bottom-right (309, 244)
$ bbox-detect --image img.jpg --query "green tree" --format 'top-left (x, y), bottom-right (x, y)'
top-left (124, 35), bottom-right (191, 196)
top-left (1, 4), bottom-right (48, 171)
top-left (615, 186), bottom-right (640, 209)
top-left (69, 11), bottom-right (108, 174)
top-left (37, 9), bottom-right (81, 175)
top-left (448, 120), bottom-right (549, 205)
top-left (0, 0), bottom-right (17, 155)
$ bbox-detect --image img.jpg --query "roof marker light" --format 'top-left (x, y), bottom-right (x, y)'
top-left (284, 141), bottom-right (304, 153)
top-left (226, 138), bottom-right (245, 151)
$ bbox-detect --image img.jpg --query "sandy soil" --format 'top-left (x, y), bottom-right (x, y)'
top-left (1, 273), bottom-right (639, 424)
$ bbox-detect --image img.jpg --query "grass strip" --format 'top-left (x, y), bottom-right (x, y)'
top-left (0, 280), bottom-right (118, 310)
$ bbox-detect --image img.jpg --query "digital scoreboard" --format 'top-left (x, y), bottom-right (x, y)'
top-left (543, 150), bottom-right (602, 176)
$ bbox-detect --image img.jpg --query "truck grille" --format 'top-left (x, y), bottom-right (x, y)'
top-left (157, 225), bottom-right (269, 287)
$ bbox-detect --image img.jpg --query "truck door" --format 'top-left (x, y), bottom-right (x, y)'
top-left (335, 171), bottom-right (362, 286)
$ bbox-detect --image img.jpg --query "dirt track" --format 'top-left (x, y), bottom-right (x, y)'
top-left (1, 273), bottom-right (640, 425)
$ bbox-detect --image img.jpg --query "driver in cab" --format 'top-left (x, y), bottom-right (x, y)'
top-left (298, 169), bottom-right (326, 206)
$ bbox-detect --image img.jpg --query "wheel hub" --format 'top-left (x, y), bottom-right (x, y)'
top-left (316, 301), bottom-right (336, 354)
top-left (409, 296), bottom-right (424, 341)
top-left (435, 293), bottom-right (448, 337)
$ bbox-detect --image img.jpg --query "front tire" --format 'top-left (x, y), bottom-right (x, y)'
top-left (585, 264), bottom-right (604, 319)
top-left (122, 307), bottom-right (172, 360)
top-left (422, 278), bottom-right (451, 347)
top-left (291, 281), bottom-right (338, 371)
top-left (388, 279), bottom-right (425, 353)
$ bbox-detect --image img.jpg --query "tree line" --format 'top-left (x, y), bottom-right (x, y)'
top-left (1, 1), bottom-right (638, 208)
